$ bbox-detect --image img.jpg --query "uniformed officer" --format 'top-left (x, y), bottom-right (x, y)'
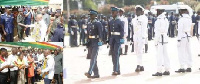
top-left (1, 5), bottom-right (14, 42)
top-left (24, 6), bottom-right (32, 37)
top-left (119, 8), bottom-right (129, 55)
top-left (108, 7), bottom-right (124, 75)
top-left (169, 12), bottom-right (176, 38)
top-left (84, 9), bottom-right (103, 78)
top-left (132, 5), bottom-right (148, 72)
top-left (101, 16), bottom-right (108, 44)
top-left (175, 7), bottom-right (193, 73)
top-left (17, 8), bottom-right (25, 41)
top-left (0, 48), bottom-right (9, 84)
top-left (68, 15), bottom-right (78, 47)
top-left (79, 15), bottom-right (88, 45)
top-left (152, 8), bottom-right (170, 76)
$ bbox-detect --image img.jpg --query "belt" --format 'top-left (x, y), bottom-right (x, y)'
top-left (181, 32), bottom-right (190, 42)
top-left (111, 32), bottom-right (120, 35)
top-left (89, 35), bottom-right (99, 39)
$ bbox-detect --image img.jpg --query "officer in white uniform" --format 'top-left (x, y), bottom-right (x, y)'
top-left (152, 8), bottom-right (170, 76)
top-left (119, 8), bottom-right (129, 55)
top-left (132, 5), bottom-right (148, 72)
top-left (175, 7), bottom-right (192, 73)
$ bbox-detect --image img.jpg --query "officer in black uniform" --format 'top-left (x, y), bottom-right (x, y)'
top-left (101, 16), bottom-right (108, 44)
top-left (85, 9), bottom-right (103, 78)
top-left (108, 7), bottom-right (124, 75)
top-left (68, 15), bottom-right (78, 47)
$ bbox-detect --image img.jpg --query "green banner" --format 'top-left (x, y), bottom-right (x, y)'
top-left (0, 0), bottom-right (48, 5)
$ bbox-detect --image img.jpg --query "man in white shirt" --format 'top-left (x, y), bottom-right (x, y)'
top-left (37, 49), bottom-right (55, 84)
top-left (0, 48), bottom-right (9, 84)
top-left (7, 47), bottom-right (18, 84)
top-left (119, 8), bottom-right (129, 55)
top-left (175, 8), bottom-right (193, 73)
top-left (25, 14), bottom-right (48, 42)
top-left (22, 50), bottom-right (29, 84)
top-left (132, 5), bottom-right (148, 72)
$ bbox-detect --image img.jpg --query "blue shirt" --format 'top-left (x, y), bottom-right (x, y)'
top-left (51, 24), bottom-right (65, 42)
top-left (24, 11), bottom-right (32, 24)
top-left (1, 13), bottom-right (14, 34)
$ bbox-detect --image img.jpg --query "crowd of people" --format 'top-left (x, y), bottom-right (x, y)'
top-left (0, 47), bottom-right (63, 84)
top-left (67, 5), bottom-right (200, 78)
top-left (0, 5), bottom-right (65, 42)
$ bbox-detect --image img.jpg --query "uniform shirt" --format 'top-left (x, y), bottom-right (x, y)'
top-left (42, 55), bottom-right (55, 79)
top-left (51, 24), bottom-right (64, 42)
top-left (119, 15), bottom-right (128, 37)
top-left (87, 19), bottom-right (103, 42)
top-left (54, 53), bottom-right (63, 74)
top-left (132, 15), bottom-right (148, 42)
top-left (108, 17), bottom-right (124, 39)
top-left (24, 11), bottom-right (32, 24)
top-left (154, 12), bottom-right (169, 43)
top-left (17, 13), bottom-right (24, 29)
top-left (7, 54), bottom-right (18, 71)
top-left (68, 19), bottom-right (78, 33)
top-left (101, 20), bottom-right (108, 33)
top-left (1, 13), bottom-right (14, 34)
top-left (178, 14), bottom-right (192, 41)
top-left (0, 57), bottom-right (8, 73)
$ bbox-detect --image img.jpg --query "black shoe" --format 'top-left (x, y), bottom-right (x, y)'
top-left (90, 75), bottom-right (100, 78)
top-left (112, 72), bottom-right (120, 75)
top-left (198, 54), bottom-right (200, 57)
top-left (140, 66), bottom-right (144, 71)
top-left (186, 68), bottom-right (192, 72)
top-left (135, 65), bottom-right (140, 72)
top-left (163, 71), bottom-right (170, 75)
top-left (175, 69), bottom-right (185, 73)
top-left (152, 72), bottom-right (162, 76)
top-left (84, 72), bottom-right (91, 78)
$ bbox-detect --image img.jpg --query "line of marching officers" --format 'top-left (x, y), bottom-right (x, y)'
top-left (68, 5), bottom-right (196, 78)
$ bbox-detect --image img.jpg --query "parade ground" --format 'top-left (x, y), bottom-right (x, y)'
top-left (64, 37), bottom-right (200, 84)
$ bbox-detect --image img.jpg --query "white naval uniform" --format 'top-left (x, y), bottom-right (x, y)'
top-left (177, 14), bottom-right (192, 69)
top-left (132, 14), bottom-right (148, 65)
top-left (154, 12), bottom-right (170, 72)
top-left (119, 15), bottom-right (128, 43)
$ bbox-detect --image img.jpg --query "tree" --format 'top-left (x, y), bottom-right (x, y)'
top-left (106, 0), bottom-right (124, 7)
top-left (82, 0), bottom-right (98, 10)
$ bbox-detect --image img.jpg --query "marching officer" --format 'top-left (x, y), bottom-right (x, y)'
top-left (1, 6), bottom-right (14, 42)
top-left (119, 8), bottom-right (129, 55)
top-left (152, 8), bottom-right (170, 76)
top-left (175, 7), bottom-right (193, 73)
top-left (68, 15), bottom-right (78, 47)
top-left (108, 7), bottom-right (124, 75)
top-left (132, 5), bottom-right (148, 72)
top-left (17, 8), bottom-right (25, 42)
top-left (85, 9), bottom-right (103, 78)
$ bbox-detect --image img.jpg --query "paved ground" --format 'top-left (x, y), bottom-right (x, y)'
top-left (64, 37), bottom-right (200, 84)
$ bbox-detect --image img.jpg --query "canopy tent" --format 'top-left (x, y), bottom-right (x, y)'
top-left (0, 0), bottom-right (49, 5)
top-left (0, 42), bottom-right (63, 49)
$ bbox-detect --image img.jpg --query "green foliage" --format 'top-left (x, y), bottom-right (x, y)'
top-left (106, 0), bottom-right (124, 7)
top-left (83, 0), bottom-right (98, 10)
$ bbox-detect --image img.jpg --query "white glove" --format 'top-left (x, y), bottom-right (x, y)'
top-left (71, 31), bottom-right (74, 35)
